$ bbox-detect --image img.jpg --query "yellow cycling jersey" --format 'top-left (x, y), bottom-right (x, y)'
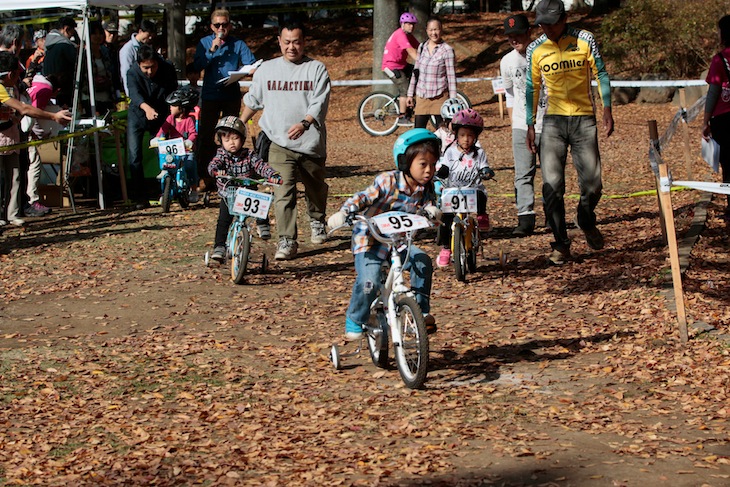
top-left (525, 26), bottom-right (611, 125)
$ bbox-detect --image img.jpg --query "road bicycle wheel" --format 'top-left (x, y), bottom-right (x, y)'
top-left (453, 221), bottom-right (467, 282)
top-left (358, 91), bottom-right (400, 136)
top-left (367, 305), bottom-right (389, 368)
top-left (393, 295), bottom-right (428, 389)
top-left (161, 177), bottom-right (172, 213)
top-left (467, 219), bottom-right (478, 273)
top-left (231, 225), bottom-right (251, 284)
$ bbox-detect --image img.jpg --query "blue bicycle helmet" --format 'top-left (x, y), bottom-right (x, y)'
top-left (393, 128), bottom-right (441, 173)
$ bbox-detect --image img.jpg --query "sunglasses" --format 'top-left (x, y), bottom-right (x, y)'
top-left (212, 22), bottom-right (229, 28)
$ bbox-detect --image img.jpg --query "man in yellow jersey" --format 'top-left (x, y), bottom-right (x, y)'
top-left (525, 0), bottom-right (614, 265)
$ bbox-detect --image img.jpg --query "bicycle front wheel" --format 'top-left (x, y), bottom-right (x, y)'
top-left (231, 225), bottom-right (251, 284)
top-left (358, 91), bottom-right (400, 136)
top-left (394, 295), bottom-right (428, 389)
top-left (453, 221), bottom-right (467, 282)
top-left (161, 177), bottom-right (172, 213)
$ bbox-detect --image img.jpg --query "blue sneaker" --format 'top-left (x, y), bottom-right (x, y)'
top-left (345, 317), bottom-right (363, 341)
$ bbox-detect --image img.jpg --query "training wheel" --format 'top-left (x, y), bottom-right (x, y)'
top-left (330, 344), bottom-right (341, 370)
top-left (204, 251), bottom-right (210, 267)
top-left (261, 253), bottom-right (269, 274)
top-left (203, 192), bottom-right (210, 207)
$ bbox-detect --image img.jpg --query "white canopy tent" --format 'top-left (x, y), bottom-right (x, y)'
top-left (4, 1), bottom-right (174, 210)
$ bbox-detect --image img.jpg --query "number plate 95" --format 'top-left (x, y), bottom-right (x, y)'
top-left (372, 211), bottom-right (430, 235)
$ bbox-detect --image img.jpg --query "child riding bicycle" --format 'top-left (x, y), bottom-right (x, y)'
top-left (153, 87), bottom-right (200, 202)
top-left (327, 128), bottom-right (442, 340)
top-left (208, 116), bottom-right (281, 263)
top-left (435, 108), bottom-right (494, 268)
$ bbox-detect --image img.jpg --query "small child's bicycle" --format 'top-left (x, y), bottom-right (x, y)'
top-left (329, 210), bottom-right (434, 389)
top-left (436, 168), bottom-right (493, 282)
top-left (154, 136), bottom-right (194, 213)
top-left (204, 176), bottom-right (275, 284)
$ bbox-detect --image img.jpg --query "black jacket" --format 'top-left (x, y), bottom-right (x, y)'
top-left (126, 55), bottom-right (177, 130)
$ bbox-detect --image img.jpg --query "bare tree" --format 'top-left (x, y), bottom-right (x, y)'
top-left (372, 0), bottom-right (399, 92)
top-left (166, 0), bottom-right (186, 77)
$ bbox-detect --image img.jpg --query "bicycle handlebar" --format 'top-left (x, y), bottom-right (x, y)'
top-left (215, 174), bottom-right (281, 188)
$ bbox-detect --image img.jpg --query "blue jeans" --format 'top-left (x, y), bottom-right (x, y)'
top-left (345, 246), bottom-right (433, 328)
top-left (513, 128), bottom-right (539, 216)
top-left (540, 115), bottom-right (602, 250)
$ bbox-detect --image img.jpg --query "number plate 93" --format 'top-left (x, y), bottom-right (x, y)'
top-left (232, 188), bottom-right (272, 219)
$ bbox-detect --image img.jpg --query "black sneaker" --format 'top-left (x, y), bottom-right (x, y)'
top-left (396, 116), bottom-right (414, 127)
top-left (548, 247), bottom-right (571, 265)
top-left (574, 218), bottom-right (604, 250)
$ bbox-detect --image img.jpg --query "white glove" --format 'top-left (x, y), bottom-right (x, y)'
top-left (184, 139), bottom-right (193, 149)
top-left (423, 204), bottom-right (442, 221)
top-left (327, 211), bottom-right (348, 229)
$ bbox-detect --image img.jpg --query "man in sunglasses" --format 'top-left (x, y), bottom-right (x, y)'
top-left (194, 9), bottom-right (257, 194)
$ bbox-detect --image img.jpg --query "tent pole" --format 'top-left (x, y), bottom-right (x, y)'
top-left (82, 12), bottom-right (105, 209)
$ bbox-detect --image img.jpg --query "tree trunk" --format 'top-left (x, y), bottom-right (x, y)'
top-left (166, 0), bottom-right (186, 77)
top-left (373, 0), bottom-right (400, 93)
top-left (410, 0), bottom-right (429, 43)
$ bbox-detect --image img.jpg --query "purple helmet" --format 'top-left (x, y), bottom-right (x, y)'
top-left (451, 108), bottom-right (484, 136)
top-left (400, 12), bottom-right (417, 24)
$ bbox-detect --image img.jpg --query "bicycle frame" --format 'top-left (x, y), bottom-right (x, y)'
top-left (159, 153), bottom-right (188, 197)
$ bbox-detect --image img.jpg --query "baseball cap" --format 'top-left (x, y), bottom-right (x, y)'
top-left (33, 30), bottom-right (46, 41)
top-left (102, 21), bottom-right (118, 33)
top-left (535, 0), bottom-right (566, 25)
top-left (504, 14), bottom-right (530, 35)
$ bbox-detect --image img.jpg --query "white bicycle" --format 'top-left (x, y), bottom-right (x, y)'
top-left (329, 210), bottom-right (434, 389)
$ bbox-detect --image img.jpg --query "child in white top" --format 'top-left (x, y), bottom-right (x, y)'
top-left (435, 108), bottom-right (494, 268)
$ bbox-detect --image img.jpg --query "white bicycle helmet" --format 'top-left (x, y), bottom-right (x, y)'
top-left (440, 97), bottom-right (467, 121)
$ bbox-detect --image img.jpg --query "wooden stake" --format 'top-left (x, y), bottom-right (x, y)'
top-left (679, 88), bottom-right (693, 181)
top-left (656, 156), bottom-right (690, 343)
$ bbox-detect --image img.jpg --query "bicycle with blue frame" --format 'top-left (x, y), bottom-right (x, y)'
top-left (154, 136), bottom-right (194, 213)
top-left (204, 175), bottom-right (276, 284)
top-left (329, 209), bottom-right (435, 389)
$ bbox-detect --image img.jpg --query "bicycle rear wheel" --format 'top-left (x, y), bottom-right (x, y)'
top-left (231, 225), bottom-right (251, 284)
top-left (453, 221), bottom-right (467, 282)
top-left (358, 91), bottom-right (400, 136)
top-left (394, 295), bottom-right (428, 389)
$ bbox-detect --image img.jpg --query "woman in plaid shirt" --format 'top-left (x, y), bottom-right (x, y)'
top-left (406, 17), bottom-right (457, 130)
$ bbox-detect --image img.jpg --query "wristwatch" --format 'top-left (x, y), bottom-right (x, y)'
top-left (300, 119), bottom-right (311, 130)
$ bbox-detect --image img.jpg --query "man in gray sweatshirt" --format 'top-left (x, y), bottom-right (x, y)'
top-left (241, 21), bottom-right (331, 261)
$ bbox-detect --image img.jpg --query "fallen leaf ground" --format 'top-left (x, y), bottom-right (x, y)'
top-left (1, 12), bottom-right (729, 487)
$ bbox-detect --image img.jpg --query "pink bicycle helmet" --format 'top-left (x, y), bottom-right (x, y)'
top-left (451, 108), bottom-right (484, 136)
top-left (400, 12), bottom-right (418, 24)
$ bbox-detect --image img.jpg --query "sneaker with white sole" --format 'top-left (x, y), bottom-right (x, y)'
top-left (188, 190), bottom-right (199, 203)
top-left (257, 222), bottom-right (271, 240)
top-left (310, 220), bottom-right (327, 244)
top-left (275, 237), bottom-right (298, 260)
top-left (211, 245), bottom-right (226, 263)
top-left (345, 318), bottom-right (364, 341)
